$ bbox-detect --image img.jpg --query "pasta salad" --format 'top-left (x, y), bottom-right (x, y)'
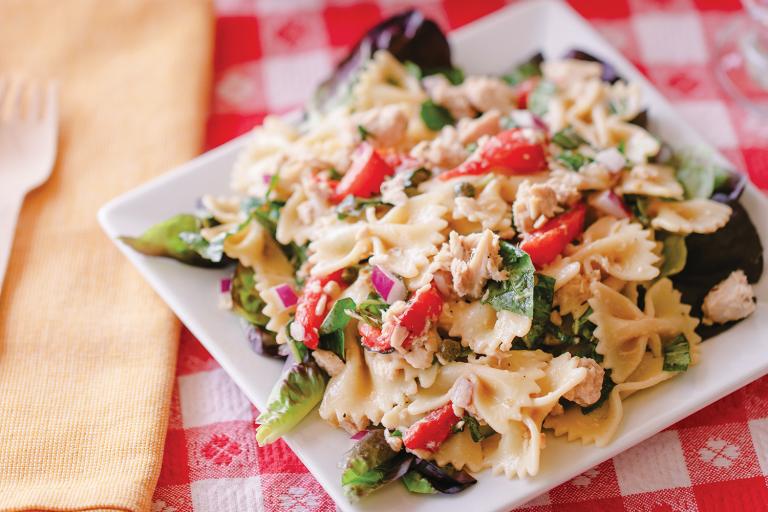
top-left (121, 11), bottom-right (763, 501)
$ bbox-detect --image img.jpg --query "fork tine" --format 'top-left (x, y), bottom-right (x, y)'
top-left (43, 81), bottom-right (58, 122)
top-left (3, 76), bottom-right (24, 120)
top-left (0, 76), bottom-right (7, 112)
top-left (25, 80), bottom-right (41, 120)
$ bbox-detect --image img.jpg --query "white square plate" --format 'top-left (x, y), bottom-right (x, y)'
top-left (99, 1), bottom-right (768, 510)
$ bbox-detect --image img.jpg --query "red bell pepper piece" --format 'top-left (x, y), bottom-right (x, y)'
top-left (359, 283), bottom-right (444, 353)
top-left (294, 270), bottom-right (345, 349)
top-left (520, 203), bottom-right (587, 268)
top-left (357, 323), bottom-right (393, 353)
top-left (403, 402), bottom-right (461, 452)
top-left (331, 143), bottom-right (394, 202)
top-left (439, 128), bottom-right (547, 181)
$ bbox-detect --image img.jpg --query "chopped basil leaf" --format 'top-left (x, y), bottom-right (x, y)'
top-left (266, 171), bottom-right (280, 199)
top-left (557, 150), bottom-right (591, 171)
top-left (617, 140), bottom-right (626, 155)
top-left (463, 415), bottom-right (496, 442)
top-left (402, 470), bottom-right (437, 494)
top-left (357, 294), bottom-right (390, 327)
top-left (523, 274), bottom-right (556, 347)
top-left (659, 234), bottom-right (687, 278)
top-left (357, 124), bottom-right (375, 141)
top-left (428, 66), bottom-right (465, 85)
top-left (320, 297), bottom-right (356, 335)
top-left (328, 167), bottom-right (342, 180)
top-left (483, 241), bottom-right (535, 317)
top-left (336, 196), bottom-right (391, 220)
top-left (390, 429), bottom-right (402, 438)
top-left (318, 297), bottom-right (356, 361)
top-left (624, 194), bottom-right (651, 226)
top-left (502, 52), bottom-right (543, 85)
top-left (420, 99), bottom-right (455, 131)
top-left (552, 127), bottom-right (586, 150)
top-left (663, 334), bottom-right (691, 372)
top-left (580, 368), bottom-right (615, 414)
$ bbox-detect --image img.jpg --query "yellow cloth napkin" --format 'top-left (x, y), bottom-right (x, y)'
top-left (0, 1), bottom-right (213, 511)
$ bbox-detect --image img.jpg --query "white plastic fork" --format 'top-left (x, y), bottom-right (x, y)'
top-left (0, 76), bottom-right (59, 294)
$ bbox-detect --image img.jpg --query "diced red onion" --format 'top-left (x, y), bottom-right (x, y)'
top-left (371, 266), bottom-right (407, 304)
top-left (509, 110), bottom-right (548, 131)
top-left (351, 430), bottom-right (368, 440)
top-left (220, 278), bottom-right (232, 293)
top-left (595, 148), bottom-right (626, 172)
top-left (590, 190), bottom-right (630, 219)
top-left (272, 283), bottom-right (298, 309)
top-left (262, 173), bottom-right (273, 184)
top-left (289, 320), bottom-right (305, 342)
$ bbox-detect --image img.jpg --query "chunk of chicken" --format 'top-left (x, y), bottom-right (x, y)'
top-left (431, 230), bottom-right (507, 299)
top-left (461, 76), bottom-right (517, 114)
top-left (512, 180), bottom-right (562, 233)
top-left (423, 75), bottom-right (517, 119)
top-left (563, 357), bottom-right (605, 407)
top-left (312, 349), bottom-right (345, 377)
top-left (702, 270), bottom-right (756, 325)
top-left (409, 125), bottom-right (468, 170)
top-left (423, 74), bottom-right (474, 119)
top-left (456, 109), bottom-right (502, 144)
top-left (353, 104), bottom-right (410, 148)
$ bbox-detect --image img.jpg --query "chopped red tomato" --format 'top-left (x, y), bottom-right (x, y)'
top-left (439, 128), bottom-right (547, 181)
top-left (397, 284), bottom-right (443, 339)
top-left (514, 77), bottom-right (540, 109)
top-left (294, 270), bottom-right (345, 349)
top-left (359, 283), bottom-right (444, 353)
top-left (331, 143), bottom-right (394, 202)
top-left (520, 203), bottom-right (587, 268)
top-left (357, 323), bottom-right (393, 353)
top-left (403, 402), bottom-right (461, 452)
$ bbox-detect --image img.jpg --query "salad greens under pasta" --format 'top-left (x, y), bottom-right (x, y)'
top-left (120, 11), bottom-right (763, 501)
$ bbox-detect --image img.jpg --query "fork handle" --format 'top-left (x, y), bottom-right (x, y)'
top-left (0, 192), bottom-right (24, 295)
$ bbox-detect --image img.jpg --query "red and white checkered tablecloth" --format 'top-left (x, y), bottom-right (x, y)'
top-left (151, 1), bottom-right (768, 511)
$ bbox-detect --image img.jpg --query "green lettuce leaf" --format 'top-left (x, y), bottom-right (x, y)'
top-left (483, 241), bottom-right (535, 316)
top-left (663, 334), bottom-right (691, 372)
top-left (552, 127), bottom-right (586, 150)
top-left (231, 264), bottom-right (269, 327)
top-left (528, 80), bottom-right (556, 117)
top-left (402, 470), bottom-right (437, 494)
top-left (674, 151), bottom-right (731, 199)
top-left (119, 214), bottom-right (228, 267)
top-left (255, 361), bottom-right (327, 445)
top-left (342, 430), bottom-right (412, 501)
